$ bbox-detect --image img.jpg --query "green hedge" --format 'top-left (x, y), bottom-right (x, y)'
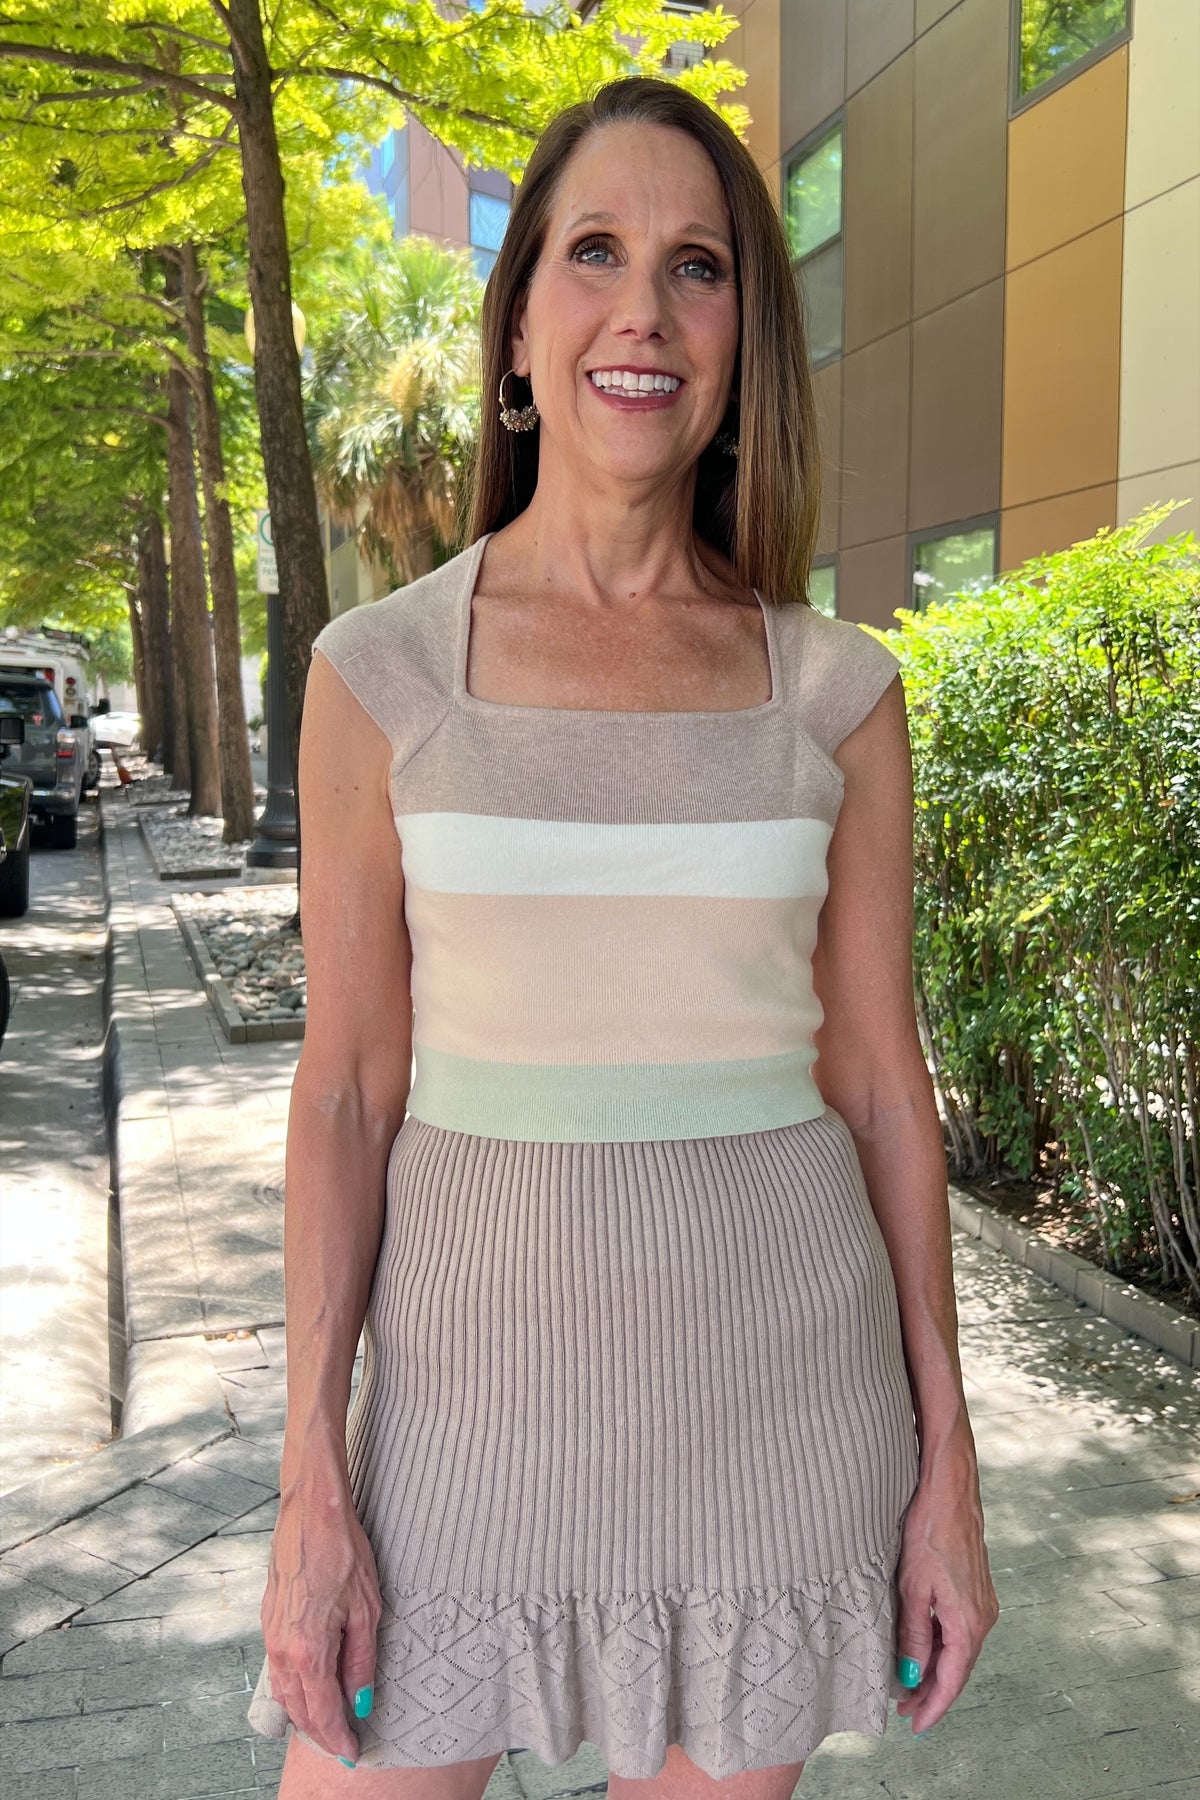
top-left (877, 503), bottom-right (1199, 1306)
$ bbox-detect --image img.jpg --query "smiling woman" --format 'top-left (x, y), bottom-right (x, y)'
top-left (247, 74), bottom-right (998, 1800)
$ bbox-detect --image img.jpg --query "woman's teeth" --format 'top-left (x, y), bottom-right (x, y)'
top-left (589, 370), bottom-right (681, 394)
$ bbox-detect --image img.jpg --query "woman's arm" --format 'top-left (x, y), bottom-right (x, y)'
top-left (810, 672), bottom-right (999, 1735)
top-left (259, 649), bottom-right (414, 1766)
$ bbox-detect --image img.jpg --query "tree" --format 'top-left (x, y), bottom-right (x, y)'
top-left (0, 0), bottom-right (748, 850)
top-left (304, 234), bottom-right (483, 586)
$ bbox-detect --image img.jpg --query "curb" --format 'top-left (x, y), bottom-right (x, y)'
top-left (948, 1184), bottom-right (1198, 1369)
top-left (136, 807), bottom-right (243, 882)
top-left (171, 897), bottom-right (305, 1045)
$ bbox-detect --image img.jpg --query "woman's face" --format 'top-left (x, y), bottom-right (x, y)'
top-left (511, 120), bottom-right (740, 492)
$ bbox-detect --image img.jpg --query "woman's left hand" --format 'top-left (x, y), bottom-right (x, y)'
top-left (893, 1456), bottom-right (1000, 1735)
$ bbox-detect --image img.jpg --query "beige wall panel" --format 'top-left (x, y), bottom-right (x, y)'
top-left (811, 361), bottom-right (843, 556)
top-left (915, 0), bottom-right (958, 32)
top-left (999, 483), bottom-right (1117, 573)
top-left (1006, 46), bottom-right (1127, 270)
top-left (1117, 465), bottom-right (1200, 543)
top-left (844, 50), bottom-right (914, 350)
top-left (781, 0), bottom-right (847, 154)
top-left (912, 0), bottom-right (1008, 317)
top-left (1119, 178), bottom-right (1200, 483)
top-left (846, 0), bottom-right (914, 97)
top-left (909, 280), bottom-right (1004, 531)
top-left (842, 327), bottom-right (911, 546)
top-left (408, 121), bottom-right (468, 244)
top-left (838, 533), bottom-right (909, 630)
top-left (725, 0), bottom-right (782, 185)
top-left (1125, 0), bottom-right (1200, 209)
top-left (1002, 221), bottom-right (1123, 511)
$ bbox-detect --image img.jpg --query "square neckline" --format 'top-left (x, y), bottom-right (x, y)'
top-left (453, 531), bottom-right (783, 722)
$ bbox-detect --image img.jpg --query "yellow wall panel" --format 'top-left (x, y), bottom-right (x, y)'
top-left (1006, 46), bottom-right (1127, 271)
top-left (1119, 176), bottom-right (1200, 486)
top-left (724, 0), bottom-right (782, 188)
top-left (1001, 220), bottom-right (1123, 511)
top-left (999, 484), bottom-right (1117, 573)
top-left (1118, 465), bottom-right (1200, 545)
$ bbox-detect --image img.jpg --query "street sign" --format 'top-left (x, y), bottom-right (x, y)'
top-left (256, 509), bottom-right (278, 594)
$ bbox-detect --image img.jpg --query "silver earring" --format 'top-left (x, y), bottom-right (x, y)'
top-left (499, 368), bottom-right (539, 432)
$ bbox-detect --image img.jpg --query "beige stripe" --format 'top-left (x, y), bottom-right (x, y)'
top-left (406, 890), bottom-right (826, 1063)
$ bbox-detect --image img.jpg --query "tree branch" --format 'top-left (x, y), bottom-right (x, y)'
top-left (0, 39), bottom-right (238, 112)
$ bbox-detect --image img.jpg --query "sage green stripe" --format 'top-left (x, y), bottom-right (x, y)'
top-left (406, 1044), bottom-right (826, 1143)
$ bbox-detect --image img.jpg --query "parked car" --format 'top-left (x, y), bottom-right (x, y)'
top-left (0, 709), bottom-right (29, 1044)
top-left (90, 703), bottom-right (140, 751)
top-left (0, 627), bottom-right (103, 792)
top-left (0, 674), bottom-right (86, 849)
top-left (0, 707), bottom-right (31, 918)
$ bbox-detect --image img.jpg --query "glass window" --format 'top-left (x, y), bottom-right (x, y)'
top-left (911, 526), bottom-right (996, 610)
top-left (784, 123), bottom-right (841, 262)
top-left (807, 563), bottom-right (837, 619)
top-left (784, 121), bottom-right (843, 365)
top-left (0, 682), bottom-right (62, 725)
top-left (379, 132), bottom-right (395, 179)
top-left (470, 190), bottom-right (509, 257)
top-left (1017, 0), bottom-right (1130, 102)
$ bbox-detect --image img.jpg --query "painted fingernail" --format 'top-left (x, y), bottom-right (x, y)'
top-left (915, 1728), bottom-right (931, 1738)
top-left (353, 1685), bottom-right (373, 1719)
top-left (898, 1656), bottom-right (921, 1688)
top-left (338, 1756), bottom-right (356, 1768)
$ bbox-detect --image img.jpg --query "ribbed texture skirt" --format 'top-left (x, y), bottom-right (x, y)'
top-left (247, 1106), bottom-right (920, 1780)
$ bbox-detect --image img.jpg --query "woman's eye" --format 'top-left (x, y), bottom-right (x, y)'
top-left (571, 237), bottom-right (722, 282)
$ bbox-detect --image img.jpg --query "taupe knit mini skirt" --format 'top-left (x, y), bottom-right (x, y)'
top-left (247, 1106), bottom-right (920, 1779)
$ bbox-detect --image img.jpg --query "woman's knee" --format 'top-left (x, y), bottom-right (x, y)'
top-left (606, 1744), bottom-right (805, 1798)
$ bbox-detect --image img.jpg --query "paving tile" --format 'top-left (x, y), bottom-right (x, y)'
top-left (84, 1645), bottom-right (246, 1712)
top-left (0, 1666), bottom-right (85, 1723)
top-left (162, 1688), bottom-right (262, 1749)
top-left (71, 1571), bottom-right (231, 1626)
top-left (0, 1569), bottom-right (76, 1651)
top-left (57, 1487), bottom-right (225, 1574)
top-left (75, 1736), bottom-right (256, 1800)
top-left (16, 1774), bottom-right (78, 1800)
top-left (146, 1460), bottom-right (275, 1523)
top-left (216, 1499), bottom-right (278, 1537)
top-left (1106, 1575), bottom-right (1200, 1624)
top-left (1038, 1720), bottom-right (1198, 1796)
top-left (1, 1701), bottom-right (163, 1771)
top-left (0, 1533), bottom-right (141, 1605)
top-left (188, 1438), bottom-right (281, 1495)
top-left (1, 1619), bottom-right (162, 1676)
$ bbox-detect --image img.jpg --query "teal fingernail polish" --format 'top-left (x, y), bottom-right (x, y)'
top-left (915, 1728), bottom-right (931, 1738)
top-left (354, 1685), bottom-right (373, 1719)
top-left (898, 1656), bottom-right (921, 1688)
top-left (338, 1756), bottom-right (356, 1769)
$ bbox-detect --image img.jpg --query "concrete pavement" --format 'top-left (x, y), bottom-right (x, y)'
top-left (0, 784), bottom-right (1196, 1797)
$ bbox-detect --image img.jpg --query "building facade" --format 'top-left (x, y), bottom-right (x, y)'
top-left (722, 0), bottom-right (1199, 627)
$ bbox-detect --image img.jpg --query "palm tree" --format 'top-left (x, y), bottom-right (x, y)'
top-left (303, 234), bottom-right (483, 586)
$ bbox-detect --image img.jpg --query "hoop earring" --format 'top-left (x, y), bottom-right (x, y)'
top-left (499, 369), bottom-right (539, 432)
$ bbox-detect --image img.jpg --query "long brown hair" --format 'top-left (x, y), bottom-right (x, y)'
top-left (461, 75), bottom-right (822, 608)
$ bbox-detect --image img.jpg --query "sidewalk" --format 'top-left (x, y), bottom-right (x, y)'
top-left (0, 790), bottom-right (1196, 1798)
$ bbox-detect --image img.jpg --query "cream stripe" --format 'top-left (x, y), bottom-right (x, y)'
top-left (396, 812), bottom-right (833, 898)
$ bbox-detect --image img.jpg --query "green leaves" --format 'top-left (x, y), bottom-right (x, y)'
top-left (895, 503), bottom-right (1200, 1298)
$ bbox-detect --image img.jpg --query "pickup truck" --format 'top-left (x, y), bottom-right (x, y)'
top-left (0, 709), bottom-right (30, 1045)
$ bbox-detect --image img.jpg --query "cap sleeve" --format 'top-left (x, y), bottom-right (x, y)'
top-left (310, 600), bottom-right (412, 748)
top-left (789, 608), bottom-right (903, 761)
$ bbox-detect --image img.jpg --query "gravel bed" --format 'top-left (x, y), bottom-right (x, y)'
top-left (140, 802), bottom-right (252, 872)
top-left (175, 887), bottom-right (305, 1024)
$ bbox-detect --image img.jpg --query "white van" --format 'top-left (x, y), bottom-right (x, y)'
top-left (0, 627), bottom-right (103, 791)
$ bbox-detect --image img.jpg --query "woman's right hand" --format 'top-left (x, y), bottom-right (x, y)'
top-left (259, 1467), bottom-right (383, 1766)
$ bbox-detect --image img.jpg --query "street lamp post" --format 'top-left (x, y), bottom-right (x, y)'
top-left (243, 302), bottom-right (306, 877)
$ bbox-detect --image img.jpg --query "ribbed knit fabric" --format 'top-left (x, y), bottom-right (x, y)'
top-left (246, 534), bottom-right (920, 1779)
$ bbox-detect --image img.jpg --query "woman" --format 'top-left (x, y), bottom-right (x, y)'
top-left (248, 74), bottom-right (998, 1798)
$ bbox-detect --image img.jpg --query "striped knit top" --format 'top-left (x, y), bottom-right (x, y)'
top-left (312, 530), bottom-right (902, 1144)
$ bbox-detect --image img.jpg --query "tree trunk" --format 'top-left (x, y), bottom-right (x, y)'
top-left (162, 262), bottom-right (221, 817)
top-left (136, 514), bottom-right (170, 764)
top-left (181, 240), bottom-right (256, 843)
top-left (127, 589), bottom-right (148, 751)
top-left (227, 0), bottom-right (330, 897)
